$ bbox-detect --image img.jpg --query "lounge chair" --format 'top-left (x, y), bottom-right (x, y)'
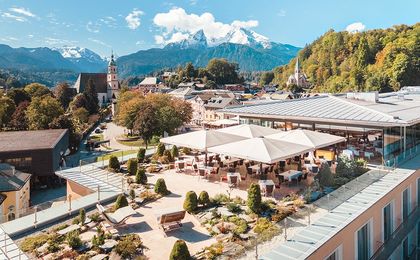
top-left (96, 204), bottom-right (137, 227)
top-left (265, 184), bottom-right (274, 197)
top-left (155, 208), bottom-right (186, 233)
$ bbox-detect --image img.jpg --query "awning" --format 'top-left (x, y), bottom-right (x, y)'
top-left (216, 124), bottom-right (280, 138)
top-left (267, 129), bottom-right (346, 149)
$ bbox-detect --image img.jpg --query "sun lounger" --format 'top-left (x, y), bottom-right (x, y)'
top-left (96, 204), bottom-right (137, 227)
top-left (57, 224), bottom-right (80, 236)
top-left (155, 208), bottom-right (186, 233)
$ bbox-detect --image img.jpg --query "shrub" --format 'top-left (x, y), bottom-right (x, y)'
top-left (127, 158), bottom-right (138, 175)
top-left (198, 191), bottom-right (210, 206)
top-left (228, 216), bottom-right (248, 235)
top-left (72, 217), bottom-right (80, 225)
top-left (163, 149), bottom-right (173, 162)
top-left (253, 218), bottom-right (281, 242)
top-left (108, 155), bottom-right (120, 172)
top-left (156, 143), bottom-right (165, 156)
top-left (136, 167), bottom-right (147, 184)
top-left (90, 212), bottom-right (101, 222)
top-left (247, 183), bottom-right (262, 213)
top-left (182, 147), bottom-right (191, 155)
top-left (114, 234), bottom-right (142, 258)
top-left (271, 206), bottom-right (295, 222)
top-left (316, 162), bottom-right (334, 188)
top-left (129, 189), bottom-right (136, 201)
top-left (154, 178), bottom-right (169, 195)
top-left (227, 202), bottom-right (242, 214)
top-left (183, 191), bottom-right (198, 213)
top-left (211, 193), bottom-right (229, 206)
top-left (137, 148), bottom-right (146, 162)
top-left (171, 145), bottom-right (179, 159)
top-left (114, 194), bottom-right (129, 211)
top-left (21, 234), bottom-right (49, 252)
top-left (79, 208), bottom-right (86, 226)
top-left (66, 230), bottom-right (82, 249)
top-left (170, 240), bottom-right (191, 260)
top-left (91, 227), bottom-right (105, 247)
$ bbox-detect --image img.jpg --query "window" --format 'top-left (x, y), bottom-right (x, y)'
top-left (356, 221), bottom-right (372, 260)
top-left (383, 203), bottom-right (393, 242)
top-left (402, 237), bottom-right (409, 259)
top-left (325, 245), bottom-right (342, 260)
top-left (417, 178), bottom-right (420, 207)
top-left (402, 188), bottom-right (410, 221)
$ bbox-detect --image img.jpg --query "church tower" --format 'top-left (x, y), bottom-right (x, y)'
top-left (294, 57), bottom-right (300, 87)
top-left (107, 52), bottom-right (119, 100)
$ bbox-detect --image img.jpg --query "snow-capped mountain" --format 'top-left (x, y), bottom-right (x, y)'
top-left (52, 46), bottom-right (107, 72)
top-left (167, 27), bottom-right (273, 50)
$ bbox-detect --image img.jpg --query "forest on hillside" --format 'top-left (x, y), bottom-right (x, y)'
top-left (271, 23), bottom-right (420, 93)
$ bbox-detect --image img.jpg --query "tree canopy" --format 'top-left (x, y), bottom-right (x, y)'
top-left (271, 23), bottom-right (420, 93)
top-left (26, 95), bottom-right (64, 130)
top-left (24, 83), bottom-right (51, 98)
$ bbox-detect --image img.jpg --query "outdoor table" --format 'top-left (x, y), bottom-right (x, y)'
top-left (279, 170), bottom-right (302, 181)
top-left (249, 164), bottom-right (270, 174)
top-left (227, 172), bottom-right (241, 184)
top-left (198, 165), bottom-right (215, 175)
top-left (258, 179), bottom-right (275, 189)
top-left (304, 164), bottom-right (317, 171)
top-left (223, 157), bottom-right (241, 165)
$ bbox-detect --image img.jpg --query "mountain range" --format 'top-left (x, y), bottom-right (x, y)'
top-left (0, 27), bottom-right (300, 86)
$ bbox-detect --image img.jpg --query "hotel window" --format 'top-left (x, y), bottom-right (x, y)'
top-left (383, 203), bottom-right (393, 242)
top-left (356, 221), bottom-right (372, 260)
top-left (325, 245), bottom-right (342, 260)
top-left (402, 188), bottom-right (410, 221)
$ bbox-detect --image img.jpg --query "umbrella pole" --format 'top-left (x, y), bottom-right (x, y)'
top-left (205, 149), bottom-right (208, 167)
top-left (259, 162), bottom-right (263, 176)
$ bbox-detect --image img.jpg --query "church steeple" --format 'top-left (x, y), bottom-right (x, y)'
top-left (107, 51), bottom-right (119, 100)
top-left (294, 57), bottom-right (300, 87)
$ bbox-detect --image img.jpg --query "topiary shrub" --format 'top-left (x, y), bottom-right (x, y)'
top-left (182, 147), bottom-right (191, 155)
top-left (198, 191), bottom-right (210, 206)
top-left (127, 158), bottom-right (138, 175)
top-left (136, 167), bottom-right (147, 185)
top-left (163, 149), bottom-right (173, 162)
top-left (91, 227), bottom-right (105, 247)
top-left (156, 143), bottom-right (165, 156)
top-left (79, 208), bottom-right (86, 226)
top-left (169, 240), bottom-right (191, 260)
top-left (171, 145), bottom-right (179, 159)
top-left (114, 194), bottom-right (129, 211)
top-left (66, 230), bottom-right (82, 249)
top-left (227, 202), bottom-right (242, 214)
top-left (247, 183), bottom-right (262, 213)
top-left (129, 189), bottom-right (136, 201)
top-left (108, 155), bottom-right (120, 172)
top-left (154, 178), bottom-right (169, 195)
top-left (137, 148), bottom-right (146, 162)
top-left (183, 191), bottom-right (198, 213)
top-left (316, 162), bottom-right (334, 188)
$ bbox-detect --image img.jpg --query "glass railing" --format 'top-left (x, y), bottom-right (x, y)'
top-left (385, 144), bottom-right (420, 168)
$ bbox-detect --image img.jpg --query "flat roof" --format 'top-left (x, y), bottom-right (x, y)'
top-left (0, 129), bottom-right (68, 153)
top-left (220, 92), bottom-right (420, 127)
top-left (263, 164), bottom-right (418, 260)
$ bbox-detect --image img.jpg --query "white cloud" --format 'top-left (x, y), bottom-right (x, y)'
top-left (153, 7), bottom-right (259, 44)
top-left (0, 36), bottom-right (19, 42)
top-left (86, 21), bottom-right (100, 33)
top-left (9, 7), bottom-right (36, 18)
top-left (1, 12), bottom-right (27, 22)
top-left (44, 37), bottom-right (78, 46)
top-left (277, 9), bottom-right (286, 17)
top-left (88, 38), bottom-right (111, 48)
top-left (28, 34), bottom-right (34, 38)
top-left (125, 9), bottom-right (144, 30)
top-left (346, 22), bottom-right (366, 33)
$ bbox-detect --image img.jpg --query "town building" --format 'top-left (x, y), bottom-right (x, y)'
top-left (73, 53), bottom-right (120, 106)
top-left (286, 58), bottom-right (310, 88)
top-left (168, 87), bottom-right (194, 99)
top-left (0, 129), bottom-right (69, 186)
top-left (203, 96), bottom-right (240, 123)
top-left (0, 164), bottom-right (31, 222)
top-left (224, 84), bottom-right (245, 93)
top-left (161, 71), bottom-right (178, 81)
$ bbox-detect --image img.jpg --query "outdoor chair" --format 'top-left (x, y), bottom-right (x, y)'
top-left (297, 175), bottom-right (303, 183)
top-left (176, 162), bottom-right (185, 173)
top-left (96, 204), bottom-right (137, 227)
top-left (193, 164), bottom-right (199, 175)
top-left (265, 184), bottom-right (274, 197)
top-left (302, 172), bottom-right (308, 180)
top-left (208, 155), bottom-right (214, 164)
top-left (156, 209), bottom-right (186, 234)
top-left (239, 159), bottom-right (244, 166)
top-left (279, 161), bottom-right (286, 172)
top-left (268, 165), bottom-right (274, 173)
top-left (198, 168), bottom-right (206, 179)
top-left (244, 162), bottom-right (250, 169)
top-left (312, 166), bottom-right (319, 174)
top-left (246, 167), bottom-right (253, 177)
top-left (228, 175), bottom-right (238, 187)
top-left (228, 167), bottom-right (235, 173)
top-left (278, 175), bottom-right (288, 184)
top-left (211, 167), bottom-right (220, 175)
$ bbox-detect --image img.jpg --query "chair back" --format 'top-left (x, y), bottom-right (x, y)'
top-left (298, 175), bottom-right (302, 182)
top-left (193, 164), bottom-right (198, 172)
top-left (213, 167), bottom-right (220, 175)
top-left (219, 162), bottom-right (224, 168)
top-left (312, 166), bottom-right (319, 174)
top-left (239, 159), bottom-right (244, 166)
top-left (265, 184), bottom-right (274, 195)
top-left (229, 175), bottom-right (238, 185)
top-left (279, 161), bottom-right (286, 167)
top-left (269, 165), bottom-right (274, 173)
top-left (244, 162), bottom-right (250, 168)
top-left (199, 168), bottom-right (205, 176)
top-left (208, 155), bottom-right (213, 163)
top-left (264, 167), bottom-right (269, 175)
top-left (247, 167), bottom-right (253, 175)
top-left (303, 172), bottom-right (308, 180)
top-left (178, 162), bottom-right (185, 169)
top-left (228, 167), bottom-right (235, 173)
top-left (278, 175), bottom-right (285, 183)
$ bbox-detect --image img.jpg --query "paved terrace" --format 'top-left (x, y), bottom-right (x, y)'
top-left (262, 154), bottom-right (420, 260)
top-left (0, 149), bottom-right (153, 240)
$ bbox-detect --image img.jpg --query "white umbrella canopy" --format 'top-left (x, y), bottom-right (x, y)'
top-left (208, 137), bottom-right (313, 164)
top-left (217, 124), bottom-right (280, 138)
top-left (266, 129), bottom-right (346, 150)
top-left (160, 129), bottom-right (247, 151)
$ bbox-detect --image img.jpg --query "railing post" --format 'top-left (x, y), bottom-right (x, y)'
top-left (97, 185), bottom-right (100, 202)
top-left (79, 160), bottom-right (82, 172)
top-left (284, 217), bottom-right (288, 241)
top-left (34, 206), bottom-right (38, 229)
top-left (68, 194), bottom-right (72, 215)
top-left (4, 232), bottom-right (7, 254)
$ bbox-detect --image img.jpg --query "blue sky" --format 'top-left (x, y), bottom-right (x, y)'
top-left (0, 0), bottom-right (419, 57)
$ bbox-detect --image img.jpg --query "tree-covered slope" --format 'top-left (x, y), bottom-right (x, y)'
top-left (272, 23), bottom-right (420, 93)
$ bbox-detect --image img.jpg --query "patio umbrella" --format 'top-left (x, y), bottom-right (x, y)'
top-left (217, 124), bottom-right (279, 138)
top-left (208, 136), bottom-right (313, 164)
top-left (266, 129), bottom-right (346, 150)
top-left (160, 130), bottom-right (247, 165)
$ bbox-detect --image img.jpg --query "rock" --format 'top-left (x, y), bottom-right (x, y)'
top-left (212, 225), bottom-right (221, 234)
top-left (215, 233), bottom-right (233, 242)
top-left (86, 250), bottom-right (98, 257)
top-left (222, 242), bottom-right (245, 256)
top-left (217, 207), bottom-right (234, 217)
top-left (90, 254), bottom-right (109, 260)
top-left (36, 242), bottom-right (49, 255)
top-left (239, 214), bottom-right (254, 223)
top-left (204, 223), bottom-right (212, 230)
top-left (100, 239), bottom-right (118, 253)
top-left (239, 233), bottom-right (251, 240)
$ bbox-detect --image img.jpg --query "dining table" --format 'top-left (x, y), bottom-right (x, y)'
top-left (198, 165), bottom-right (215, 175)
top-left (258, 179), bottom-right (275, 189)
top-left (224, 157), bottom-right (241, 165)
top-left (249, 163), bottom-right (270, 174)
top-left (278, 170), bottom-right (302, 181)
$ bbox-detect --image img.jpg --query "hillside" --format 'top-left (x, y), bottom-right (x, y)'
top-left (272, 23), bottom-right (420, 93)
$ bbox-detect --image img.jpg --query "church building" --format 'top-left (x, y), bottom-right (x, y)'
top-left (73, 53), bottom-right (120, 107)
top-left (286, 58), bottom-right (310, 88)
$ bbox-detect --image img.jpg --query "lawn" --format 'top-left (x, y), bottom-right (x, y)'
top-left (116, 139), bottom-right (145, 147)
top-left (97, 150), bottom-right (137, 161)
top-left (89, 134), bottom-right (104, 142)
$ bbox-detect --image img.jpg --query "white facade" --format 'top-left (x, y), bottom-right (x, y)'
top-left (107, 54), bottom-right (119, 101)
